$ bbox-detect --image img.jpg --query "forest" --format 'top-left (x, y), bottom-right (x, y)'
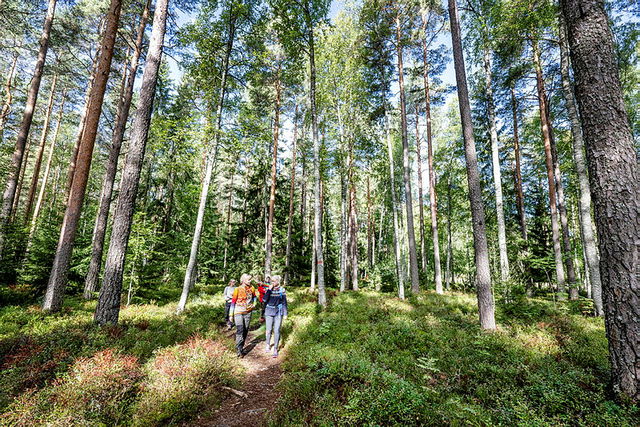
top-left (0, 0), bottom-right (639, 425)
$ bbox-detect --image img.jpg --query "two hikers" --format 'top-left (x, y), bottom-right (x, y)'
top-left (229, 273), bottom-right (259, 357)
top-left (226, 272), bottom-right (287, 358)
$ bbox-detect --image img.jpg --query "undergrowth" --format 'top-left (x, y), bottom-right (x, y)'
top-left (0, 287), bottom-right (240, 425)
top-left (269, 291), bottom-right (639, 426)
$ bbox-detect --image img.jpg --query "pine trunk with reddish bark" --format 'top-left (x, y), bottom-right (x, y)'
top-left (42, 0), bottom-right (123, 312)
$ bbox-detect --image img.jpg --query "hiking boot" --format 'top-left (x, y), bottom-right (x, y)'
top-left (265, 344), bottom-right (271, 353)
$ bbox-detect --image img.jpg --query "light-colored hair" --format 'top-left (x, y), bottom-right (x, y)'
top-left (240, 273), bottom-right (252, 284)
top-left (271, 275), bottom-right (282, 285)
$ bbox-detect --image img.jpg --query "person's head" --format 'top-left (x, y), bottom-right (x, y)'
top-left (240, 273), bottom-right (252, 286)
top-left (265, 274), bottom-right (271, 284)
top-left (270, 275), bottom-right (282, 288)
top-left (228, 279), bottom-right (236, 287)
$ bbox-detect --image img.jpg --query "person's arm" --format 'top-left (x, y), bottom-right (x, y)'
top-left (264, 289), bottom-right (272, 306)
top-left (282, 293), bottom-right (288, 317)
top-left (229, 288), bottom-right (239, 318)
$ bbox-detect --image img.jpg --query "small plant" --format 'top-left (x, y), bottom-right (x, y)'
top-left (132, 335), bottom-right (238, 426)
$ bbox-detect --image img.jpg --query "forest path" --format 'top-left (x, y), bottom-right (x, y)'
top-left (189, 324), bottom-right (283, 427)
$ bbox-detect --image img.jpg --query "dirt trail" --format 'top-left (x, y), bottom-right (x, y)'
top-left (189, 327), bottom-right (283, 427)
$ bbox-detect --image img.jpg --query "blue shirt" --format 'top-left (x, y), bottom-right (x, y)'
top-left (263, 288), bottom-right (288, 317)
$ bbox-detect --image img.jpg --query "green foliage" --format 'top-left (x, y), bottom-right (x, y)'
top-left (270, 291), bottom-right (639, 426)
top-left (132, 335), bottom-right (239, 426)
top-left (0, 290), bottom-right (239, 425)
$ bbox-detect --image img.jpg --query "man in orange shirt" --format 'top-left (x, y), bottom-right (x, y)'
top-left (229, 273), bottom-right (259, 357)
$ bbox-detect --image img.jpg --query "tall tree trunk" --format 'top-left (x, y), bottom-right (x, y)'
top-left (395, 15), bottom-right (420, 293)
top-left (29, 89), bottom-right (66, 239)
top-left (64, 45), bottom-right (102, 207)
top-left (0, 52), bottom-right (18, 141)
top-left (386, 112), bottom-right (405, 299)
top-left (448, 0), bottom-right (495, 330)
top-left (0, 0), bottom-right (57, 254)
top-left (550, 126), bottom-right (578, 298)
top-left (445, 172), bottom-right (453, 290)
top-left (42, 0), bottom-right (123, 312)
top-left (483, 47), bottom-right (509, 283)
top-left (510, 85), bottom-right (527, 241)
top-left (24, 74), bottom-right (58, 224)
top-left (366, 174), bottom-right (373, 272)
top-left (221, 161), bottom-right (236, 281)
top-left (557, 11), bottom-right (603, 314)
top-left (532, 41), bottom-right (567, 300)
top-left (414, 108), bottom-right (427, 274)
top-left (561, 0), bottom-right (640, 402)
top-left (421, 24), bottom-right (443, 294)
top-left (340, 170), bottom-right (347, 291)
top-left (95, 0), bottom-right (168, 324)
top-left (84, 0), bottom-right (150, 299)
top-left (177, 10), bottom-right (236, 314)
top-left (348, 139), bottom-right (358, 291)
top-left (308, 23), bottom-right (326, 306)
top-left (300, 145), bottom-right (306, 250)
top-left (284, 105), bottom-right (298, 286)
top-left (265, 68), bottom-right (281, 278)
top-left (11, 136), bottom-right (32, 221)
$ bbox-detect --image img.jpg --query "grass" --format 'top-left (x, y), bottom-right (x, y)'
top-left (269, 290), bottom-right (639, 426)
top-left (2, 285), bottom-right (638, 426)
top-left (0, 286), bottom-right (241, 426)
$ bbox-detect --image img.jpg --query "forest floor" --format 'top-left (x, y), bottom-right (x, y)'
top-left (2, 286), bottom-right (639, 426)
top-left (190, 326), bottom-right (284, 427)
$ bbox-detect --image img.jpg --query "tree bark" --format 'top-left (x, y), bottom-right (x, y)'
top-left (11, 136), bottom-right (32, 222)
top-left (386, 112), bottom-right (405, 299)
top-left (284, 105), bottom-right (298, 286)
top-left (177, 9), bottom-right (236, 314)
top-left (532, 41), bottom-right (567, 300)
top-left (421, 16), bottom-right (443, 294)
top-left (340, 169), bottom-right (348, 291)
top-left (348, 138), bottom-right (358, 291)
top-left (43, 0), bottom-right (122, 312)
top-left (366, 174), bottom-right (373, 272)
top-left (395, 14), bottom-right (420, 293)
top-left (84, 0), bottom-right (150, 299)
top-left (221, 160), bottom-right (237, 280)
top-left (561, 0), bottom-right (640, 401)
top-left (414, 108), bottom-right (427, 274)
top-left (448, 0), bottom-right (495, 329)
top-left (557, 10), bottom-right (603, 314)
top-left (29, 89), bottom-right (66, 239)
top-left (483, 47), bottom-right (509, 283)
top-left (264, 66), bottom-right (281, 278)
top-left (445, 171), bottom-right (453, 290)
top-left (511, 85), bottom-right (527, 241)
top-left (64, 43), bottom-right (103, 208)
top-left (0, 52), bottom-right (18, 141)
top-left (550, 125), bottom-right (578, 298)
top-left (95, 0), bottom-right (168, 325)
top-left (308, 21), bottom-right (326, 306)
top-left (0, 0), bottom-right (56, 254)
top-left (24, 74), bottom-right (58, 224)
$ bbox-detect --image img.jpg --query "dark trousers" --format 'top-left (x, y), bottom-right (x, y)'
top-left (224, 302), bottom-right (233, 325)
top-left (234, 312), bottom-right (252, 353)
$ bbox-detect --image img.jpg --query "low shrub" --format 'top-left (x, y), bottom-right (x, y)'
top-left (132, 335), bottom-right (239, 426)
top-left (2, 349), bottom-right (143, 426)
